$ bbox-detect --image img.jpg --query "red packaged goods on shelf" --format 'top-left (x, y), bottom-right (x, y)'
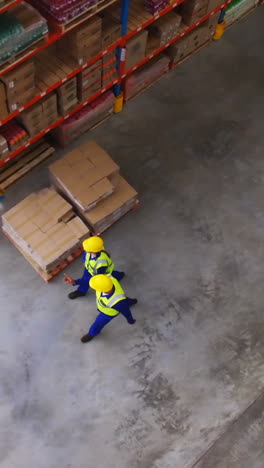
top-left (0, 120), bottom-right (28, 151)
top-left (124, 54), bottom-right (170, 101)
top-left (51, 90), bottom-right (114, 146)
top-left (33, 0), bottom-right (96, 23)
top-left (144, 0), bottom-right (168, 14)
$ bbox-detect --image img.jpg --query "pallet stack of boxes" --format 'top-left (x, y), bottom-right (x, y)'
top-left (49, 140), bottom-right (138, 234)
top-left (146, 11), bottom-right (182, 54)
top-left (57, 77), bottom-right (78, 116)
top-left (2, 187), bottom-right (90, 277)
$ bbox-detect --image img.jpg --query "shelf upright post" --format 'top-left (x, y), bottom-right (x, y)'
top-left (114, 0), bottom-right (130, 98)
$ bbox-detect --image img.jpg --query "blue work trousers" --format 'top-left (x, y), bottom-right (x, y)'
top-left (76, 269), bottom-right (124, 294)
top-left (88, 298), bottom-right (136, 336)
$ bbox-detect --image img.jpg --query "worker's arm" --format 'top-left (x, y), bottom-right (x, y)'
top-left (112, 299), bottom-right (135, 324)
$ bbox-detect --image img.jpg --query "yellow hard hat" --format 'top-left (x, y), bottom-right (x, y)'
top-left (89, 275), bottom-right (113, 293)
top-left (82, 236), bottom-right (104, 253)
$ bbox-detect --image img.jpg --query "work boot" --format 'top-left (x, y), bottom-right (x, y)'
top-left (81, 334), bottom-right (94, 343)
top-left (68, 290), bottom-right (86, 300)
top-left (130, 298), bottom-right (138, 306)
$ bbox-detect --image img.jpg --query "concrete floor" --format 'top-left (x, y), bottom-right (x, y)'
top-left (1, 9), bottom-right (264, 468)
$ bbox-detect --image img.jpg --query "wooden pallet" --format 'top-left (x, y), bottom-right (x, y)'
top-left (3, 227), bottom-right (83, 282)
top-left (51, 0), bottom-right (118, 33)
top-left (0, 141), bottom-right (55, 191)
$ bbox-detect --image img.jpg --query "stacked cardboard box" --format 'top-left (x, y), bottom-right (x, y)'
top-left (0, 61), bottom-right (36, 113)
top-left (125, 31), bottom-right (148, 72)
top-left (57, 77), bottom-right (78, 116)
top-left (51, 91), bottom-right (115, 146)
top-left (2, 187), bottom-right (90, 275)
top-left (101, 14), bottom-right (121, 50)
top-left (19, 93), bottom-right (59, 136)
top-left (0, 81), bottom-right (8, 121)
top-left (147, 12), bottom-right (182, 53)
top-left (166, 15), bottom-right (219, 64)
top-left (49, 140), bottom-right (138, 234)
top-left (124, 54), bottom-right (170, 101)
top-left (181, 0), bottom-right (209, 25)
top-left (77, 60), bottom-right (102, 102)
top-left (57, 16), bottom-right (102, 66)
top-left (102, 51), bottom-right (118, 87)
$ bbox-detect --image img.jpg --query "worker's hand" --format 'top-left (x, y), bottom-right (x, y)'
top-left (63, 275), bottom-right (75, 285)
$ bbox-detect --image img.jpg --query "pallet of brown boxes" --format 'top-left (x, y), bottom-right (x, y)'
top-left (49, 140), bottom-right (138, 234)
top-left (2, 188), bottom-right (90, 281)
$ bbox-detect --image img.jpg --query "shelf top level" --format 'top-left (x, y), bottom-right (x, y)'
top-left (0, 0), bottom-right (118, 77)
top-left (0, 0), bottom-right (23, 14)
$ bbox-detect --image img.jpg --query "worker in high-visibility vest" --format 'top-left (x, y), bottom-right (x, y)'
top-left (81, 274), bottom-right (138, 343)
top-left (64, 236), bottom-right (124, 299)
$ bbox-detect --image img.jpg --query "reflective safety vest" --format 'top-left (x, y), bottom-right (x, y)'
top-left (96, 276), bottom-right (126, 316)
top-left (84, 251), bottom-right (114, 276)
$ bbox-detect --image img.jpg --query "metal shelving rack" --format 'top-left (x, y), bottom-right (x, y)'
top-left (0, 0), bottom-right (259, 169)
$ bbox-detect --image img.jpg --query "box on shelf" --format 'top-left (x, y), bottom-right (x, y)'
top-left (81, 176), bottom-right (138, 234)
top-left (49, 140), bottom-right (120, 212)
top-left (19, 93), bottom-right (59, 136)
top-left (147, 12), bottom-right (182, 53)
top-left (51, 91), bottom-right (115, 146)
top-left (2, 61), bottom-right (36, 112)
top-left (57, 77), bottom-right (78, 116)
top-left (125, 30), bottom-right (148, 72)
top-left (0, 81), bottom-right (8, 121)
top-left (2, 187), bottom-right (90, 274)
top-left (124, 54), bottom-right (170, 101)
top-left (181, 0), bottom-right (209, 25)
top-left (57, 16), bottom-right (102, 65)
top-left (101, 14), bottom-right (121, 49)
top-left (77, 60), bottom-right (102, 101)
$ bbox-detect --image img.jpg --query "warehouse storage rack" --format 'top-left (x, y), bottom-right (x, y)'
top-left (0, 0), bottom-right (260, 170)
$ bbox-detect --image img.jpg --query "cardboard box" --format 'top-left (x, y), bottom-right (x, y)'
top-left (49, 140), bottom-right (120, 212)
top-left (101, 15), bottom-right (121, 49)
top-left (81, 176), bottom-right (138, 233)
top-left (2, 187), bottom-right (90, 273)
top-left (125, 30), bottom-right (148, 72)
top-left (147, 12), bottom-right (182, 51)
top-left (0, 61), bottom-right (35, 90)
top-left (0, 81), bottom-right (8, 120)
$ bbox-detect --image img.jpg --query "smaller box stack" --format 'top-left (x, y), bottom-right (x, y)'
top-left (2, 188), bottom-right (90, 278)
top-left (102, 51), bottom-right (118, 87)
top-left (57, 77), bottom-right (78, 116)
top-left (147, 12), bottom-right (182, 53)
top-left (19, 93), bottom-right (59, 136)
top-left (51, 90), bottom-right (114, 146)
top-left (144, 0), bottom-right (168, 14)
top-left (57, 16), bottom-right (102, 66)
top-left (77, 60), bottom-right (102, 102)
top-left (0, 61), bottom-right (36, 113)
top-left (49, 140), bottom-right (138, 234)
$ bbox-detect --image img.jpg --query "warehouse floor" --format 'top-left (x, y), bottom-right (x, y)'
top-left (1, 9), bottom-right (264, 468)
